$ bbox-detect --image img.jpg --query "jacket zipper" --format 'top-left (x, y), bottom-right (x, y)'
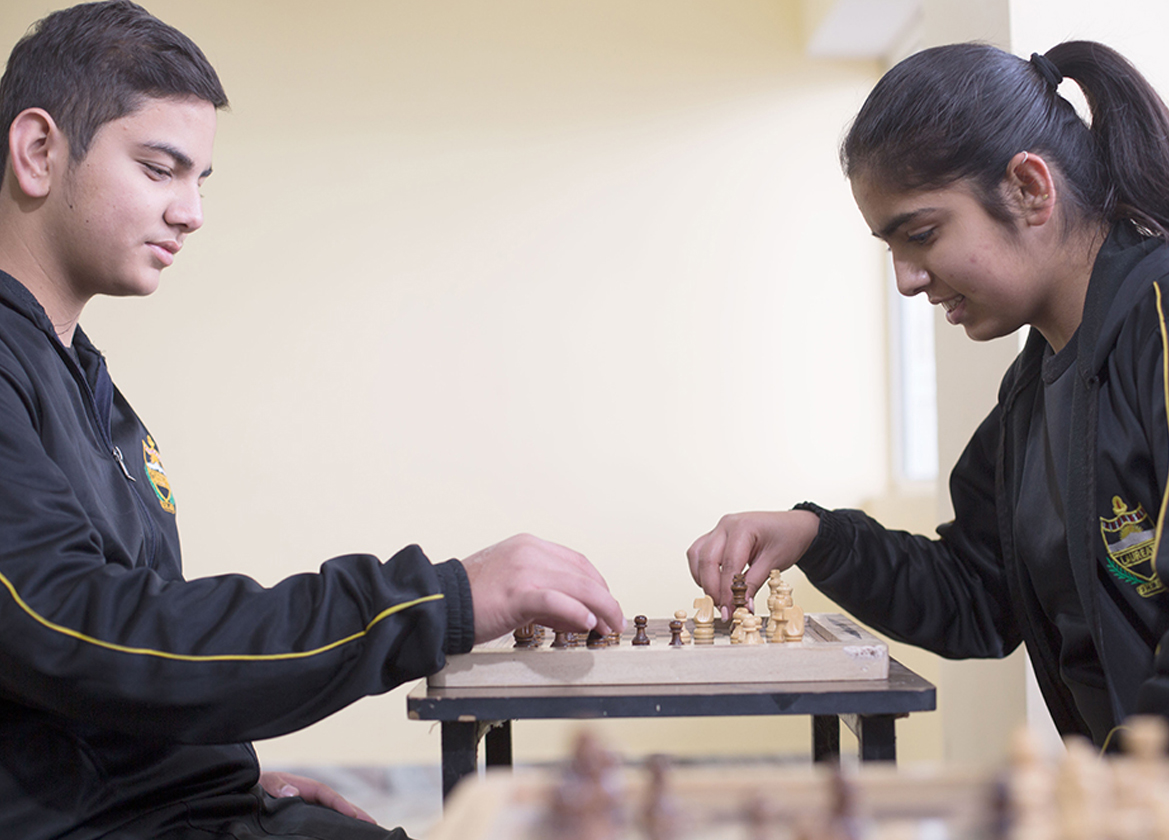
top-left (112, 445), bottom-right (136, 482)
top-left (61, 343), bottom-right (159, 565)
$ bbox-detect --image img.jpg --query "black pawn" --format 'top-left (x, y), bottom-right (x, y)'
top-left (513, 622), bottom-right (537, 649)
top-left (668, 619), bottom-right (684, 647)
top-left (632, 615), bottom-right (651, 646)
top-left (586, 629), bottom-right (607, 649)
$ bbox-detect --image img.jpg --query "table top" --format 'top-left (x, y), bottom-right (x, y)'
top-left (407, 659), bottom-right (935, 722)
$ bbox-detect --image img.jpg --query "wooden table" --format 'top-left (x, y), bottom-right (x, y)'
top-left (407, 658), bottom-right (935, 799)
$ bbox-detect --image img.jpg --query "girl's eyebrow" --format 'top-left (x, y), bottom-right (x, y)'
top-left (874, 208), bottom-right (936, 241)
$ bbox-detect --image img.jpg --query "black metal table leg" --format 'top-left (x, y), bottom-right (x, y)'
top-left (842, 713), bottom-right (897, 762)
top-left (440, 720), bottom-right (482, 799)
top-left (484, 720), bottom-right (513, 767)
top-left (812, 714), bottom-right (841, 763)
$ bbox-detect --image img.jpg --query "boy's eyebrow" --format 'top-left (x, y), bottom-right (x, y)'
top-left (142, 141), bottom-right (213, 179)
top-left (874, 208), bottom-right (935, 241)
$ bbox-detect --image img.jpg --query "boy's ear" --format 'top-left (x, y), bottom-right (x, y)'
top-left (7, 108), bottom-right (65, 199)
top-left (1004, 150), bottom-right (1056, 227)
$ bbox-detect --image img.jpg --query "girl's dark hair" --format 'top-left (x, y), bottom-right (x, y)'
top-left (0, 0), bottom-right (228, 175)
top-left (841, 41), bottom-right (1169, 237)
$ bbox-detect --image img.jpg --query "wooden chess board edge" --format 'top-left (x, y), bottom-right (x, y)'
top-left (429, 613), bottom-right (889, 688)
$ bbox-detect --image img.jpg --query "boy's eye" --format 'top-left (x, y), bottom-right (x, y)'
top-left (142, 162), bottom-right (171, 179)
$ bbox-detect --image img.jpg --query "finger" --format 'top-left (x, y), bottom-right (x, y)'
top-left (686, 530), bottom-right (713, 586)
top-left (537, 538), bottom-right (612, 591)
top-left (292, 778), bottom-right (378, 825)
top-left (693, 529), bottom-right (728, 607)
top-left (722, 526), bottom-right (758, 607)
top-left (514, 584), bottom-right (623, 637)
top-left (519, 561), bottom-right (625, 632)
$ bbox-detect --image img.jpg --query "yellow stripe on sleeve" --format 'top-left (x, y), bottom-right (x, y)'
top-left (0, 570), bottom-right (443, 662)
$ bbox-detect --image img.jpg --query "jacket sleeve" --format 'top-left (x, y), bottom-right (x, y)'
top-left (0, 363), bottom-right (475, 745)
top-left (796, 405), bottom-right (1021, 659)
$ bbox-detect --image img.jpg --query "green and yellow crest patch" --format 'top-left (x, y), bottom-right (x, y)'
top-left (1100, 496), bottom-right (1163, 597)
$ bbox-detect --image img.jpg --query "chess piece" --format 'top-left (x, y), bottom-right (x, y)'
top-left (632, 615), bottom-right (651, 646)
top-left (546, 729), bottom-right (623, 840)
top-left (767, 610), bottom-right (787, 643)
top-left (731, 572), bottom-right (749, 614)
top-left (1007, 727), bottom-right (1057, 840)
top-left (692, 596), bottom-right (716, 645)
top-left (1113, 716), bottom-right (1169, 840)
top-left (730, 607), bottom-right (749, 644)
top-left (668, 620), bottom-right (684, 647)
top-left (586, 629), bottom-right (608, 649)
top-left (605, 629), bottom-right (621, 646)
top-left (638, 754), bottom-right (678, 840)
top-left (514, 622), bottom-right (538, 649)
top-left (826, 765), bottom-right (861, 840)
top-left (551, 630), bottom-right (570, 648)
top-left (673, 610), bottom-right (691, 643)
top-left (766, 570), bottom-right (786, 642)
top-left (783, 606), bottom-right (805, 642)
top-left (742, 614), bottom-right (763, 645)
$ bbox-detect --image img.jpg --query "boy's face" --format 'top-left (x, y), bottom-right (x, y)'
top-left (46, 96), bottom-right (217, 302)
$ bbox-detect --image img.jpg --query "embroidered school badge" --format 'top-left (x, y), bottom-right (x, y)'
top-left (1100, 496), bottom-right (1164, 597)
top-left (142, 435), bottom-right (176, 514)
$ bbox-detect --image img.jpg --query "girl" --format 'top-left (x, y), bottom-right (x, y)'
top-left (688, 41), bottom-right (1169, 747)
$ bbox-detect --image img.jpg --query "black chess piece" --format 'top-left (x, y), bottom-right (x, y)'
top-left (513, 622), bottom-right (538, 649)
top-left (632, 615), bottom-right (651, 646)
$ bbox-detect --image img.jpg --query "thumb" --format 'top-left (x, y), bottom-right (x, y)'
top-left (277, 785), bottom-right (300, 798)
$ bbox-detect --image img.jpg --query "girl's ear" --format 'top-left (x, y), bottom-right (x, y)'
top-left (1005, 150), bottom-right (1056, 227)
top-left (7, 108), bottom-right (65, 199)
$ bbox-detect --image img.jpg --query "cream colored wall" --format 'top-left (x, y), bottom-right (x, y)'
top-left (0, 2), bottom-right (885, 765)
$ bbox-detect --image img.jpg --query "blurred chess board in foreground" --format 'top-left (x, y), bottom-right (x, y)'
top-left (431, 718), bottom-right (1169, 840)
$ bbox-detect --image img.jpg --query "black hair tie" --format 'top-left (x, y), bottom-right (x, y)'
top-left (1030, 52), bottom-right (1063, 89)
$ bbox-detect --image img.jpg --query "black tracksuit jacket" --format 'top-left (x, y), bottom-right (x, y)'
top-left (797, 222), bottom-right (1169, 745)
top-left (0, 270), bottom-right (475, 838)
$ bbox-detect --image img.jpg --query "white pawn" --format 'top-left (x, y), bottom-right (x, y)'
top-left (742, 615), bottom-right (763, 645)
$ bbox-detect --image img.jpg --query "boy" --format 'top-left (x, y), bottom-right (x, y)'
top-left (0, 3), bottom-right (623, 838)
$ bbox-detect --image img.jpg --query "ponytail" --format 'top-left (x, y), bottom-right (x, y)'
top-left (1046, 41), bottom-right (1169, 235)
top-left (842, 40), bottom-right (1169, 237)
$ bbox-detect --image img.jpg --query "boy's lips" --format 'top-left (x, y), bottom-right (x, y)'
top-left (147, 240), bottom-right (180, 266)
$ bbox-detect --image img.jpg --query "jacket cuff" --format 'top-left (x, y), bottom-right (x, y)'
top-left (792, 501), bottom-right (845, 577)
top-left (434, 559), bottom-right (475, 655)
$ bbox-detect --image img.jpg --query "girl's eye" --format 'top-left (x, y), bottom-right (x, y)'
top-left (907, 228), bottom-right (934, 245)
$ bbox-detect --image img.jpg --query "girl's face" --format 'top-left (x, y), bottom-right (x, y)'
top-left (851, 173), bottom-right (1068, 345)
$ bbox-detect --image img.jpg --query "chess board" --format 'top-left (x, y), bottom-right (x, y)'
top-left (428, 613), bottom-right (888, 688)
top-left (429, 763), bottom-right (991, 840)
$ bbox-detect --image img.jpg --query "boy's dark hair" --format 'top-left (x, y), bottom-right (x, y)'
top-left (841, 41), bottom-right (1169, 238)
top-left (0, 0), bottom-right (228, 176)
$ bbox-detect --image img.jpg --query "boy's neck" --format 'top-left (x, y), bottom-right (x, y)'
top-left (0, 200), bottom-right (86, 347)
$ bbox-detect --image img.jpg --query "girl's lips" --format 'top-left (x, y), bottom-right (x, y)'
top-left (939, 295), bottom-right (967, 322)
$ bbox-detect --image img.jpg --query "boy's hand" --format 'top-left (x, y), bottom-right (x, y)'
top-left (461, 534), bottom-right (624, 644)
top-left (686, 510), bottom-right (820, 620)
top-left (259, 771), bottom-right (377, 825)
